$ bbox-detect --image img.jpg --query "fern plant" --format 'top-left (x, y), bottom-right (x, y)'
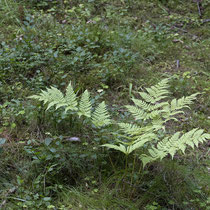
top-left (29, 82), bottom-right (111, 128)
top-left (29, 79), bottom-right (210, 168)
top-left (103, 78), bottom-right (210, 167)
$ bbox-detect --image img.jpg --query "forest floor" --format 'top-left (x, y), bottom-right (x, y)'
top-left (0, 0), bottom-right (209, 209)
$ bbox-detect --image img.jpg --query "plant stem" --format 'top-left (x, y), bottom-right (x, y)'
top-left (108, 154), bottom-right (116, 172)
top-left (129, 153), bottom-right (136, 197)
top-left (125, 154), bottom-right (128, 173)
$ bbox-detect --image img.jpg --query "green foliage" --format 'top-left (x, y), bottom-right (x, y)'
top-left (29, 82), bottom-right (78, 112)
top-left (7, 134), bottom-right (107, 209)
top-left (78, 90), bottom-right (92, 118)
top-left (92, 101), bottom-right (111, 127)
top-left (29, 78), bottom-right (209, 169)
top-left (0, 12), bottom-right (138, 100)
top-left (0, 99), bottom-right (38, 136)
top-left (29, 82), bottom-right (111, 128)
top-left (141, 129), bottom-right (209, 167)
top-left (103, 79), bottom-right (210, 167)
top-left (1, 0), bottom-right (210, 209)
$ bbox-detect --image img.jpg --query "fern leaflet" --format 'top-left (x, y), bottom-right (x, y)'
top-left (125, 105), bottom-right (146, 120)
top-left (78, 90), bottom-right (92, 118)
top-left (64, 82), bottom-right (78, 112)
top-left (92, 102), bottom-right (111, 127)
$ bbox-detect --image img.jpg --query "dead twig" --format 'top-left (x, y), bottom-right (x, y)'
top-left (196, 0), bottom-right (202, 18)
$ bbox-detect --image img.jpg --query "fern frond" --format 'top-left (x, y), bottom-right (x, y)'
top-left (170, 93), bottom-right (199, 112)
top-left (29, 86), bottom-right (66, 110)
top-left (118, 123), bottom-right (143, 136)
top-left (132, 98), bottom-right (169, 113)
top-left (157, 132), bottom-right (180, 158)
top-left (139, 78), bottom-right (170, 104)
top-left (145, 110), bottom-right (164, 120)
top-left (92, 102), bottom-right (111, 127)
top-left (140, 154), bottom-right (158, 168)
top-left (103, 133), bottom-right (156, 156)
top-left (127, 140), bottom-right (146, 155)
top-left (133, 133), bottom-right (156, 147)
top-left (125, 105), bottom-right (146, 120)
top-left (151, 118), bottom-right (165, 131)
top-left (102, 144), bottom-right (127, 154)
top-left (64, 82), bottom-right (78, 112)
top-left (152, 129), bottom-right (210, 160)
top-left (179, 128), bottom-right (210, 149)
top-left (149, 102), bottom-right (169, 111)
top-left (28, 82), bottom-right (79, 111)
top-left (78, 90), bottom-right (92, 118)
top-left (139, 128), bottom-right (210, 168)
top-left (132, 98), bottom-right (150, 110)
top-left (138, 92), bottom-right (154, 103)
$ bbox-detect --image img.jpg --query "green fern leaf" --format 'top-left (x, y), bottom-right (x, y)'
top-left (179, 128), bottom-right (209, 149)
top-left (118, 123), bottom-right (142, 135)
top-left (145, 110), bottom-right (164, 120)
top-left (92, 102), bottom-right (111, 127)
top-left (47, 87), bottom-right (66, 110)
top-left (149, 102), bottom-right (169, 111)
top-left (102, 144), bottom-right (127, 154)
top-left (29, 86), bottom-right (66, 110)
top-left (143, 78), bottom-right (170, 103)
top-left (151, 118), bottom-right (165, 130)
top-left (132, 98), bottom-right (150, 110)
top-left (28, 94), bottom-right (42, 101)
top-left (125, 105), bottom-right (146, 120)
top-left (150, 129), bottom-right (210, 162)
top-left (149, 147), bottom-right (167, 160)
top-left (78, 90), bottom-right (92, 118)
top-left (158, 132), bottom-right (180, 158)
top-left (64, 82), bottom-right (78, 112)
top-left (192, 129), bottom-right (204, 147)
top-left (140, 154), bottom-right (157, 168)
top-left (29, 83), bottom-right (79, 112)
top-left (139, 92), bottom-right (154, 103)
top-left (129, 133), bottom-right (156, 153)
top-left (170, 93), bottom-right (199, 112)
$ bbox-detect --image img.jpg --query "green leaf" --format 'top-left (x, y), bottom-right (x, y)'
top-left (140, 154), bottom-right (156, 168)
top-left (125, 105), bottom-right (146, 120)
top-left (50, 148), bottom-right (56, 153)
top-left (65, 82), bottom-right (78, 112)
top-left (43, 197), bottom-right (51, 201)
top-left (102, 144), bottom-right (127, 154)
top-left (92, 102), bottom-right (111, 127)
top-left (78, 90), bottom-right (92, 118)
top-left (0, 138), bottom-right (6, 145)
top-left (44, 138), bottom-right (52, 146)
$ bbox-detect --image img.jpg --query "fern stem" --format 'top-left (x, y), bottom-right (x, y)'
top-left (122, 154), bottom-right (129, 192)
top-left (129, 162), bottom-right (143, 197)
top-left (125, 155), bottom-right (128, 173)
top-left (129, 152), bottom-right (136, 197)
top-left (108, 154), bottom-right (116, 172)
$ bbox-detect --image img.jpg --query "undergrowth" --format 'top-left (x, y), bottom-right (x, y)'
top-left (0, 0), bottom-right (210, 209)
